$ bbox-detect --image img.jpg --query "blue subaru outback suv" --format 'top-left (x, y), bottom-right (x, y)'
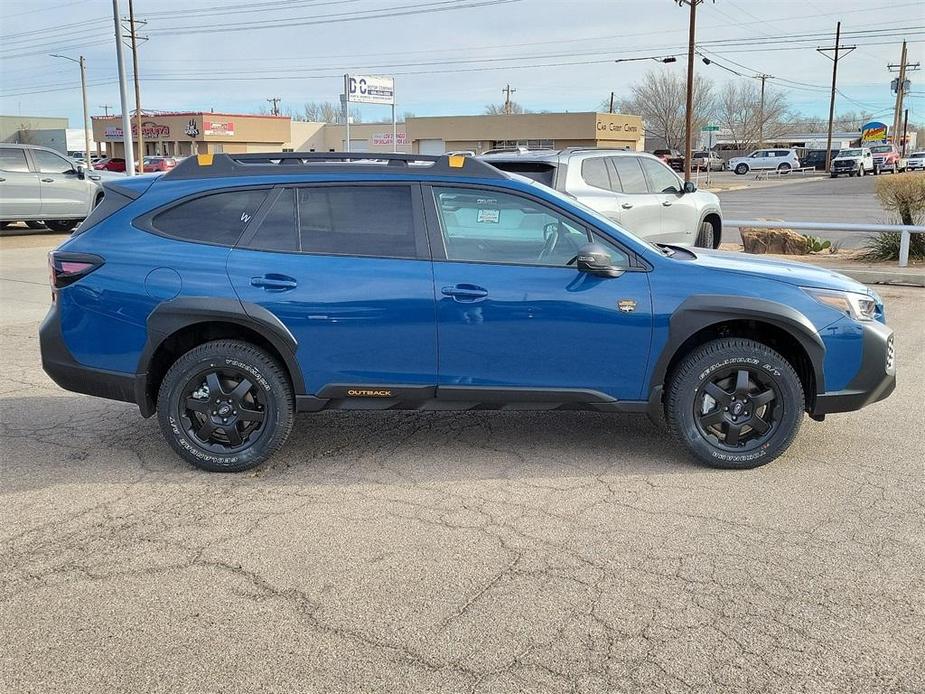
top-left (40, 152), bottom-right (895, 472)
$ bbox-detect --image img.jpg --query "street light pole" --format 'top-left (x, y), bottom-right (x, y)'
top-left (112, 0), bottom-right (135, 176)
top-left (50, 54), bottom-right (93, 168)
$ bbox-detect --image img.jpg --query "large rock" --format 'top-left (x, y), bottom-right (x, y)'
top-left (739, 227), bottom-right (808, 255)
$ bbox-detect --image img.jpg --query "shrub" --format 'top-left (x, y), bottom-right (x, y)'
top-left (875, 173), bottom-right (925, 225)
top-left (861, 231), bottom-right (925, 262)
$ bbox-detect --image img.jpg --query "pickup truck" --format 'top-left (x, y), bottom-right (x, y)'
top-left (868, 144), bottom-right (905, 174)
top-left (652, 149), bottom-right (684, 171)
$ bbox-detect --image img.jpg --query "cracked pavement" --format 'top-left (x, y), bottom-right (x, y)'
top-left (1, 234), bottom-right (923, 693)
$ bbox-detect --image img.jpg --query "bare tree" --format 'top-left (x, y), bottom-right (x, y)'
top-left (615, 70), bottom-right (715, 149)
top-left (484, 102), bottom-right (528, 115)
top-left (715, 81), bottom-right (789, 148)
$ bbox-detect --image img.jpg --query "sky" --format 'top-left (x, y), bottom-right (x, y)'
top-left (0, 0), bottom-right (923, 127)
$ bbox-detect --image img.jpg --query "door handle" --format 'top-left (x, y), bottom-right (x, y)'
top-left (662, 200), bottom-right (673, 207)
top-left (441, 284), bottom-right (488, 301)
top-left (41, 178), bottom-right (54, 183)
top-left (251, 274), bottom-right (297, 291)
top-left (621, 202), bottom-right (634, 209)
top-left (0, 177), bottom-right (6, 182)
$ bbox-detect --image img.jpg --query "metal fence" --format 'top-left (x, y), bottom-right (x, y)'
top-left (725, 219), bottom-right (925, 268)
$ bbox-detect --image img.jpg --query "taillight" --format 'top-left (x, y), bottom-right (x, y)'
top-left (48, 251), bottom-right (103, 290)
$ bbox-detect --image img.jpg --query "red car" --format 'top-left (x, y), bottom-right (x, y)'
top-left (142, 156), bottom-right (178, 173)
top-left (93, 157), bottom-right (126, 172)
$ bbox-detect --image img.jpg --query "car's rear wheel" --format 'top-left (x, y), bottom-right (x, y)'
top-left (777, 163), bottom-right (792, 173)
top-left (665, 338), bottom-right (804, 469)
top-left (734, 163), bottom-right (748, 175)
top-left (157, 339), bottom-right (294, 472)
top-left (695, 219), bottom-right (716, 248)
top-left (45, 220), bottom-right (78, 232)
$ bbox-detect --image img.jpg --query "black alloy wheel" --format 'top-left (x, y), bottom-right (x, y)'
top-left (694, 366), bottom-right (778, 452)
top-left (179, 367), bottom-right (267, 454)
top-left (157, 339), bottom-right (294, 471)
top-left (665, 337), bottom-right (804, 469)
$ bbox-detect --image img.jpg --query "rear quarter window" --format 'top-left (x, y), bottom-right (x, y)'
top-left (151, 189), bottom-right (268, 246)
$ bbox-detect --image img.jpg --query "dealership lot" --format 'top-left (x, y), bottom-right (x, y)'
top-left (1, 233), bottom-right (922, 693)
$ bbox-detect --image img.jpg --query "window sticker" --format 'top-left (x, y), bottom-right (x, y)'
top-left (477, 208), bottom-right (500, 223)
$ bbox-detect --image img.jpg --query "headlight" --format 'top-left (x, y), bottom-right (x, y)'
top-left (803, 287), bottom-right (877, 321)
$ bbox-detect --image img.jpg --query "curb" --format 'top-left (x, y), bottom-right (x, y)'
top-left (828, 267), bottom-right (925, 288)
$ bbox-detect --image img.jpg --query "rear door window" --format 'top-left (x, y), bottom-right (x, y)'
top-left (580, 157), bottom-right (612, 191)
top-left (152, 189), bottom-right (268, 246)
top-left (0, 148), bottom-right (30, 172)
top-left (608, 156), bottom-right (649, 194)
top-left (297, 186), bottom-right (418, 259)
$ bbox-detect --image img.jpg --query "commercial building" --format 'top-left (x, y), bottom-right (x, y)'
top-left (91, 111), bottom-right (291, 157)
top-left (405, 112), bottom-right (644, 154)
top-left (91, 110), bottom-right (645, 158)
top-left (0, 114), bottom-right (70, 153)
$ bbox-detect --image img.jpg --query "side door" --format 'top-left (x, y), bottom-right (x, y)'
top-left (227, 183), bottom-right (438, 396)
top-left (605, 155), bottom-right (664, 241)
top-left (638, 156), bottom-right (699, 245)
top-left (426, 184), bottom-right (652, 402)
top-left (570, 155), bottom-right (660, 240)
top-left (0, 147), bottom-right (42, 220)
top-left (31, 148), bottom-right (92, 218)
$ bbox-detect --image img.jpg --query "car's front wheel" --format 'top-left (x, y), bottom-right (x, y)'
top-left (734, 163), bottom-right (748, 175)
top-left (665, 338), bottom-right (804, 469)
top-left (157, 339), bottom-right (294, 472)
top-left (695, 219), bottom-right (716, 248)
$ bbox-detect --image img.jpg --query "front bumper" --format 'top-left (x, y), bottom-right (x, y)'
top-left (812, 319), bottom-right (896, 415)
top-left (831, 161), bottom-right (860, 172)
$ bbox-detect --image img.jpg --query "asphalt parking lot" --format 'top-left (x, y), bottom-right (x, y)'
top-left (1, 234), bottom-right (923, 693)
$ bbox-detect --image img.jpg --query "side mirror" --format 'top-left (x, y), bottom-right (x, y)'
top-left (683, 180), bottom-right (696, 194)
top-left (573, 242), bottom-right (623, 278)
top-left (75, 164), bottom-right (86, 180)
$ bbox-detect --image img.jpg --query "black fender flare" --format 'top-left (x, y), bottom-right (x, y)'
top-left (135, 297), bottom-right (305, 415)
top-left (649, 294), bottom-right (826, 396)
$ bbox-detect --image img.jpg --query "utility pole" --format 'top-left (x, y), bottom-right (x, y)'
top-left (99, 105), bottom-right (112, 117)
top-left (609, 91), bottom-right (615, 114)
top-left (755, 73), bottom-right (772, 147)
top-left (502, 84), bottom-right (516, 114)
top-left (51, 54), bottom-right (93, 167)
top-left (127, 0), bottom-right (144, 170)
top-left (677, 0), bottom-right (706, 183)
top-left (889, 42), bottom-right (919, 150)
top-left (111, 0), bottom-right (135, 176)
top-left (818, 22), bottom-right (855, 173)
top-left (266, 97), bottom-right (281, 116)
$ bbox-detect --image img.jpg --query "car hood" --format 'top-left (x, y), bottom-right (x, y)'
top-left (684, 247), bottom-right (869, 293)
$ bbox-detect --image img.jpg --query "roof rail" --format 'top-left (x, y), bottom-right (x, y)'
top-left (164, 151), bottom-right (508, 180)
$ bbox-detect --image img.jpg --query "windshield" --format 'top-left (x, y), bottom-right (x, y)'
top-left (869, 145), bottom-right (891, 153)
top-left (911, 153), bottom-right (925, 159)
top-left (839, 149), bottom-right (863, 157)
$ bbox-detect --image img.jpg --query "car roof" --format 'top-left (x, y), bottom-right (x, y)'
top-left (479, 147), bottom-right (646, 163)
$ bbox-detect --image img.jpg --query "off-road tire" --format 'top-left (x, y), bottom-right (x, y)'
top-left (665, 338), bottom-right (804, 469)
top-left (157, 339), bottom-right (294, 472)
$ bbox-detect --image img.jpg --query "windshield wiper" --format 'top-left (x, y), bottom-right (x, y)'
top-left (654, 243), bottom-right (676, 257)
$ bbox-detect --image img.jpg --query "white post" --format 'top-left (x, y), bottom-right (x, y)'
top-left (112, 0), bottom-right (135, 175)
top-left (899, 230), bottom-right (911, 268)
top-left (79, 57), bottom-right (92, 170)
top-left (392, 103), bottom-right (397, 153)
top-left (343, 74), bottom-right (350, 153)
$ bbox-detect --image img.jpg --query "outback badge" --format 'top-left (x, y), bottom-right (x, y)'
top-left (617, 299), bottom-right (637, 313)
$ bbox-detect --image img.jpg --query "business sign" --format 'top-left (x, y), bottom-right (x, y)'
top-left (861, 121), bottom-right (888, 143)
top-left (204, 120), bottom-right (234, 136)
top-left (103, 120), bottom-right (170, 140)
top-left (345, 74), bottom-right (394, 105)
top-left (372, 132), bottom-right (407, 145)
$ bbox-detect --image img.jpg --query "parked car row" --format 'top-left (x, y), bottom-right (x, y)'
top-left (93, 156), bottom-right (178, 173)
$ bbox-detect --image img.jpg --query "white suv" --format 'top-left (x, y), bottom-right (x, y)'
top-left (480, 149), bottom-right (723, 247)
top-left (728, 148), bottom-right (801, 176)
top-left (0, 144), bottom-right (103, 232)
